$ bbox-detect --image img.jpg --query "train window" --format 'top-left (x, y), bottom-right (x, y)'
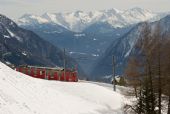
top-left (58, 71), bottom-right (61, 76)
top-left (23, 68), bottom-right (28, 74)
top-left (27, 68), bottom-right (31, 75)
top-left (22, 68), bottom-right (25, 73)
top-left (43, 70), bottom-right (55, 79)
top-left (40, 70), bottom-right (43, 75)
top-left (19, 68), bottom-right (22, 72)
top-left (45, 70), bottom-right (50, 79)
top-left (45, 70), bottom-right (48, 77)
top-left (51, 71), bottom-right (54, 78)
top-left (34, 69), bottom-right (37, 75)
top-left (30, 68), bottom-right (35, 76)
top-left (24, 68), bottom-right (28, 75)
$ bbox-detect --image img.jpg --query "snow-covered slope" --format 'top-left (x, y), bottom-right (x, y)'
top-left (18, 8), bottom-right (168, 32)
top-left (0, 62), bottom-right (123, 114)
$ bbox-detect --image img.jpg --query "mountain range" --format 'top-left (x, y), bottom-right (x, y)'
top-left (18, 7), bottom-right (168, 32)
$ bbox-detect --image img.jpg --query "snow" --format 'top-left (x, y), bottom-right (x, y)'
top-left (74, 33), bottom-right (86, 37)
top-left (6, 29), bottom-right (15, 37)
top-left (92, 54), bottom-right (99, 57)
top-left (69, 51), bottom-right (87, 55)
top-left (0, 62), bottom-right (124, 114)
top-left (5, 61), bottom-right (11, 65)
top-left (18, 14), bottom-right (49, 25)
top-left (124, 48), bottom-right (132, 58)
top-left (93, 38), bottom-right (97, 41)
top-left (3, 35), bottom-right (10, 39)
top-left (30, 15), bottom-right (49, 24)
top-left (6, 29), bottom-right (22, 42)
top-left (18, 7), bottom-right (167, 32)
top-left (22, 52), bottom-right (27, 56)
top-left (43, 30), bottom-right (62, 34)
top-left (88, 79), bottom-right (170, 114)
top-left (80, 80), bottom-right (135, 113)
top-left (124, 25), bottom-right (142, 58)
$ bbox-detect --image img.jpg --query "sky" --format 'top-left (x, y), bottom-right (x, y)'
top-left (0, 0), bottom-right (170, 19)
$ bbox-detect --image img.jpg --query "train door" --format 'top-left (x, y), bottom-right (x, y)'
top-left (30, 68), bottom-right (35, 77)
top-left (19, 67), bottom-right (23, 73)
top-left (66, 71), bottom-right (71, 81)
top-left (60, 71), bottom-right (65, 81)
top-left (48, 70), bottom-right (54, 80)
top-left (36, 68), bottom-right (40, 78)
top-left (53, 71), bottom-right (59, 80)
top-left (25, 68), bottom-right (29, 75)
top-left (41, 69), bottom-right (46, 79)
top-left (36, 68), bottom-right (45, 79)
top-left (45, 69), bottom-right (50, 80)
top-left (71, 72), bottom-right (78, 82)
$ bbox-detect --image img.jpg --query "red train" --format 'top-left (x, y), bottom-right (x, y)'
top-left (16, 65), bottom-right (78, 82)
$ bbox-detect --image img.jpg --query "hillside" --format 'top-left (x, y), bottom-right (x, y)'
top-left (0, 14), bottom-right (86, 78)
top-left (91, 15), bottom-right (170, 80)
top-left (0, 62), bottom-right (123, 114)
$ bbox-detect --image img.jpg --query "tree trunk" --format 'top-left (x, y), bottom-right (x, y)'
top-left (148, 62), bottom-right (155, 113)
top-left (134, 87), bottom-right (138, 98)
top-left (158, 48), bottom-right (162, 114)
top-left (145, 79), bottom-right (150, 113)
top-left (168, 95), bottom-right (170, 114)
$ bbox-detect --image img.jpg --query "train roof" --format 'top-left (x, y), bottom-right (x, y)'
top-left (18, 65), bottom-right (76, 71)
top-left (19, 65), bottom-right (64, 70)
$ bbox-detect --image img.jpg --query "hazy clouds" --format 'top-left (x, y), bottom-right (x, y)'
top-left (0, 0), bottom-right (170, 19)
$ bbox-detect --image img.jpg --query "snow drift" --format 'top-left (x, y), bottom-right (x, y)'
top-left (0, 62), bottom-right (123, 114)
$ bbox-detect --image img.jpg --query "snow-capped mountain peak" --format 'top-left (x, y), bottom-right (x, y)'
top-left (104, 8), bottom-right (121, 14)
top-left (18, 13), bottom-right (49, 25)
top-left (18, 8), bottom-right (168, 32)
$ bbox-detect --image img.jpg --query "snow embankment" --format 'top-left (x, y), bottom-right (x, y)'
top-left (0, 62), bottom-right (123, 114)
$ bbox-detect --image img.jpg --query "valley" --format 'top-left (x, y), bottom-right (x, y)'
top-left (16, 8), bottom-right (169, 79)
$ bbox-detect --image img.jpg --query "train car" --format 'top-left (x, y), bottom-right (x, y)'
top-left (15, 65), bottom-right (78, 82)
